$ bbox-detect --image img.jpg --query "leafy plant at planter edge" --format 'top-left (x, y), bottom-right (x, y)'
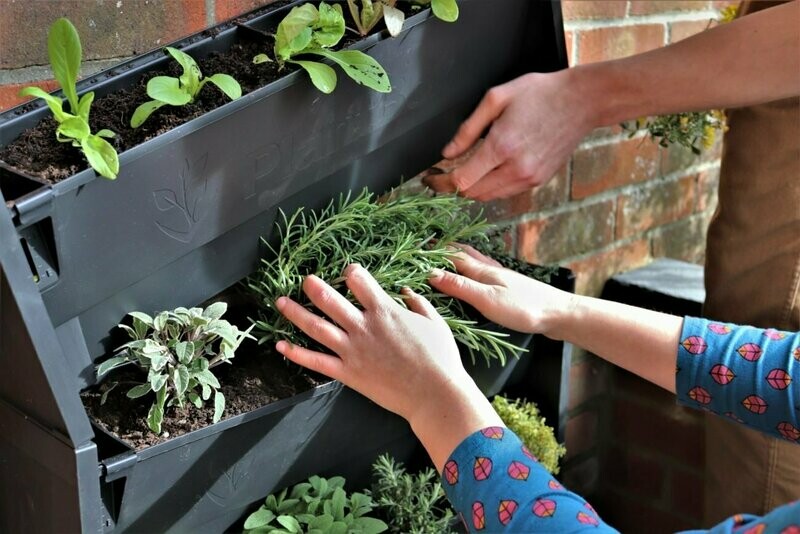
top-left (413, 0), bottom-right (459, 22)
top-left (131, 47), bottom-right (242, 127)
top-left (243, 475), bottom-right (388, 533)
top-left (19, 18), bottom-right (119, 179)
top-left (347, 1), bottom-right (405, 37)
top-left (248, 189), bottom-right (525, 365)
top-left (96, 303), bottom-right (254, 434)
top-left (253, 1), bottom-right (391, 94)
top-left (492, 395), bottom-right (566, 474)
top-left (369, 454), bottom-right (455, 534)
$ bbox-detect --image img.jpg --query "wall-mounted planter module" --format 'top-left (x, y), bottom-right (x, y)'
top-left (0, 0), bottom-right (568, 532)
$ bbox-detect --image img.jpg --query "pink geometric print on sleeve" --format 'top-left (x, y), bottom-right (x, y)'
top-left (472, 502), bottom-right (485, 530)
top-left (766, 369), bottom-right (792, 390)
top-left (473, 457), bottom-right (492, 481)
top-left (738, 343), bottom-right (763, 362)
top-left (444, 460), bottom-right (459, 485)
top-left (507, 461), bottom-right (530, 481)
top-left (532, 498), bottom-right (557, 518)
top-left (498, 500), bottom-right (518, 525)
top-left (688, 386), bottom-right (712, 404)
top-left (742, 395), bottom-right (769, 414)
top-left (708, 323), bottom-right (732, 335)
top-left (682, 336), bottom-right (708, 354)
top-left (710, 364), bottom-right (736, 385)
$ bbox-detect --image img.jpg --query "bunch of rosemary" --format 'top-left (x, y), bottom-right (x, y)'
top-left (248, 189), bottom-right (524, 365)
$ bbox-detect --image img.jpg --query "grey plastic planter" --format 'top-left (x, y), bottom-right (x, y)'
top-left (0, 1), bottom-right (569, 532)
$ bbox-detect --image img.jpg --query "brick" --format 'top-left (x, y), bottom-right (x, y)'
top-left (695, 168), bottom-right (719, 213)
top-left (482, 165), bottom-right (568, 223)
top-left (517, 200), bottom-right (615, 264)
top-left (668, 468), bottom-right (705, 522)
top-left (0, 80), bottom-right (59, 112)
top-left (0, 1), bottom-right (208, 69)
top-left (565, 409), bottom-right (598, 460)
top-left (615, 176), bottom-right (695, 239)
top-left (572, 138), bottom-right (661, 200)
top-left (564, 30), bottom-right (574, 65)
top-left (604, 446), bottom-right (666, 501)
top-left (568, 238), bottom-right (651, 296)
top-left (577, 25), bottom-right (665, 64)
top-left (561, 1), bottom-right (627, 21)
top-left (568, 356), bottom-right (610, 410)
top-left (216, 0), bottom-right (279, 22)
top-left (611, 397), bottom-right (705, 469)
top-left (669, 20), bottom-right (713, 43)
top-left (651, 214), bottom-right (709, 264)
top-left (629, 1), bottom-right (710, 16)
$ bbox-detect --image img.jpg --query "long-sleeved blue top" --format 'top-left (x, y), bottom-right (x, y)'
top-left (441, 317), bottom-right (800, 532)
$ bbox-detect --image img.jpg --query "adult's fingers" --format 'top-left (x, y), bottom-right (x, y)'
top-left (443, 86), bottom-right (509, 160)
top-left (302, 275), bottom-right (363, 331)
top-left (344, 264), bottom-right (393, 311)
top-left (276, 296), bottom-right (348, 353)
top-left (401, 287), bottom-right (441, 321)
top-left (447, 253), bottom-right (502, 285)
top-left (446, 139), bottom-right (503, 193)
top-left (276, 340), bottom-right (345, 382)
top-left (421, 171), bottom-right (457, 194)
top-left (455, 244), bottom-right (503, 268)
top-left (429, 269), bottom-right (493, 309)
top-left (462, 162), bottom-right (530, 201)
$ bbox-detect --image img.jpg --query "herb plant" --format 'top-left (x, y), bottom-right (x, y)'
top-left (20, 18), bottom-right (119, 179)
top-left (96, 303), bottom-right (254, 434)
top-left (369, 454), bottom-right (455, 534)
top-left (130, 47), bottom-right (242, 128)
top-left (347, 1), bottom-right (405, 37)
top-left (254, 2), bottom-right (391, 94)
top-left (492, 395), bottom-right (566, 474)
top-left (243, 475), bottom-right (388, 533)
top-left (248, 189), bottom-right (525, 365)
top-left (622, 111), bottom-right (726, 155)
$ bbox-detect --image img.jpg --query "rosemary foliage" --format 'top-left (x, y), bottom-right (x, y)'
top-left (248, 189), bottom-right (525, 365)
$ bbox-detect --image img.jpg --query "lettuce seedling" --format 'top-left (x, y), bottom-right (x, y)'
top-left (347, 0), bottom-right (405, 37)
top-left (131, 47), bottom-right (242, 128)
top-left (20, 18), bottom-right (119, 179)
top-left (415, 0), bottom-right (459, 22)
top-left (254, 2), bottom-right (391, 94)
top-left (96, 303), bottom-right (254, 434)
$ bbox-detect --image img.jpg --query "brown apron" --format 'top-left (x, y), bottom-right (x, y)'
top-left (702, 0), bottom-right (800, 522)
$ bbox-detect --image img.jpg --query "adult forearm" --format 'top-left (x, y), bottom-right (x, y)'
top-left (574, 0), bottom-right (800, 128)
top-left (552, 295), bottom-right (683, 393)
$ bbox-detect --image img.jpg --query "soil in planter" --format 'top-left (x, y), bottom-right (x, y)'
top-left (0, 2), bottom-right (422, 184)
top-left (82, 345), bottom-right (327, 451)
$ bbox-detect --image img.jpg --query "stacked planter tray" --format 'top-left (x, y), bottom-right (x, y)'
top-left (0, 0), bottom-right (569, 532)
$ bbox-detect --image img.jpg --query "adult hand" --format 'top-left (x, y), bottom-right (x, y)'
top-left (423, 70), bottom-right (597, 201)
top-left (431, 245), bottom-right (575, 338)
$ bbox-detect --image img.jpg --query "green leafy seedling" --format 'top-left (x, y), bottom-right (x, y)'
top-left (347, 0), bottom-right (405, 37)
top-left (20, 18), bottom-right (119, 179)
top-left (96, 303), bottom-right (254, 434)
top-left (254, 1), bottom-right (391, 94)
top-left (131, 47), bottom-right (242, 128)
top-left (408, 0), bottom-right (459, 22)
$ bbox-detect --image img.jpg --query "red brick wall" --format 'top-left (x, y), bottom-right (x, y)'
top-left (0, 1), bottom-right (736, 530)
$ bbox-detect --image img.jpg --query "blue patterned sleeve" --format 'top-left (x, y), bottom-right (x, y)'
top-left (676, 317), bottom-right (800, 442)
top-left (441, 426), bottom-right (618, 532)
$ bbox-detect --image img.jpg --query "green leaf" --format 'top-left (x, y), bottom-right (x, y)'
top-left (201, 74), bottom-right (242, 101)
top-left (129, 311), bottom-right (154, 327)
top-left (153, 311), bottom-right (169, 332)
top-left (165, 46), bottom-right (202, 96)
top-left (276, 515), bottom-right (302, 533)
top-left (96, 356), bottom-right (128, 377)
top-left (196, 369), bottom-right (221, 388)
top-left (48, 18), bottom-right (82, 113)
top-left (57, 116), bottom-right (90, 141)
top-left (201, 382), bottom-right (212, 400)
top-left (328, 522), bottom-right (348, 534)
top-left (431, 0), bottom-right (459, 22)
top-left (77, 91), bottom-right (94, 122)
top-left (174, 365), bottom-right (190, 397)
top-left (313, 2), bottom-right (345, 48)
top-left (213, 390), bottom-right (225, 423)
top-left (331, 487), bottom-right (346, 519)
top-left (354, 517), bottom-right (388, 534)
top-left (100, 383), bottom-right (118, 405)
top-left (307, 49), bottom-right (391, 93)
top-left (130, 99), bottom-right (167, 128)
top-left (187, 391), bottom-right (203, 409)
top-left (275, 3), bottom-right (318, 61)
top-left (253, 53), bottom-right (272, 64)
top-left (96, 129), bottom-right (115, 138)
top-left (81, 134), bottom-right (119, 179)
top-left (19, 86), bottom-right (68, 122)
top-left (243, 508), bottom-right (276, 529)
top-left (147, 385), bottom-right (167, 434)
top-left (150, 372), bottom-right (168, 392)
top-left (202, 302), bottom-right (228, 320)
top-left (383, 4), bottom-right (405, 37)
top-left (147, 76), bottom-right (192, 106)
top-left (126, 383), bottom-right (152, 399)
top-left (289, 60), bottom-right (337, 94)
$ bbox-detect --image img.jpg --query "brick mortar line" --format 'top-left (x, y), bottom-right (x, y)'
top-left (206, 0), bottom-right (217, 27)
top-left (503, 159), bottom-right (721, 229)
top-left (0, 57), bottom-right (132, 85)
top-left (563, 10), bottom-right (721, 31)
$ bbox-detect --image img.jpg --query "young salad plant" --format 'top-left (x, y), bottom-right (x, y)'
top-left (347, 1), bottom-right (405, 37)
top-left (131, 47), bottom-right (242, 128)
top-left (96, 303), bottom-right (254, 434)
top-left (413, 0), bottom-right (459, 22)
top-left (20, 18), bottom-right (119, 179)
top-left (254, 2), bottom-right (391, 94)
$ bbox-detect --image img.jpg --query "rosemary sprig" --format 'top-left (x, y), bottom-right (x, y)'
top-left (247, 189), bottom-right (525, 365)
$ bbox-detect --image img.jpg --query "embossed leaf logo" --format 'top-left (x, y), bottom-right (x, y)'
top-left (153, 153), bottom-right (209, 243)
